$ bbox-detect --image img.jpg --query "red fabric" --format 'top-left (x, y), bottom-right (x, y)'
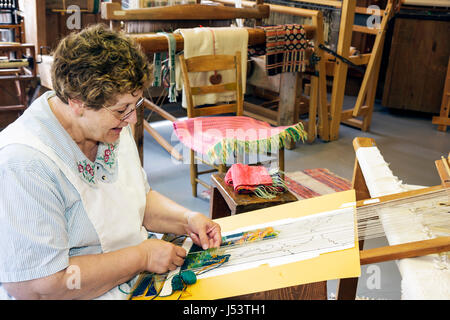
top-left (173, 116), bottom-right (295, 155)
top-left (225, 164), bottom-right (273, 193)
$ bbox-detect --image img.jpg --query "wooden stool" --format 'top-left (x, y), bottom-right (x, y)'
top-left (209, 173), bottom-right (298, 219)
top-left (209, 173), bottom-right (327, 300)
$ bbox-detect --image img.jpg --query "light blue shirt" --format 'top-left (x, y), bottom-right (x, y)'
top-left (0, 91), bottom-right (150, 286)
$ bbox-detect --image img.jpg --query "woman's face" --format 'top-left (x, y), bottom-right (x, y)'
top-left (82, 91), bottom-right (143, 144)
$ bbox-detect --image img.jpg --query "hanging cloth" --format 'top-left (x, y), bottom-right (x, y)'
top-left (174, 27), bottom-right (249, 108)
top-left (153, 32), bottom-right (177, 102)
top-left (263, 24), bottom-right (309, 76)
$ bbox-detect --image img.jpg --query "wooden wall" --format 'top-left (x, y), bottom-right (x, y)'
top-left (382, 17), bottom-right (450, 114)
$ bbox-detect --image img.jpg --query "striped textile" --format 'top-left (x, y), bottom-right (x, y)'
top-left (173, 116), bottom-right (306, 163)
top-left (264, 24), bottom-right (309, 76)
top-left (285, 168), bottom-right (352, 200)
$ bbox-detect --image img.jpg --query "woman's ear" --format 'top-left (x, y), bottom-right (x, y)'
top-left (67, 98), bottom-right (85, 117)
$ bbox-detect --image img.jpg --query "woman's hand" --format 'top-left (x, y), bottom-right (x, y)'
top-left (184, 211), bottom-right (222, 250)
top-left (138, 238), bottom-right (186, 274)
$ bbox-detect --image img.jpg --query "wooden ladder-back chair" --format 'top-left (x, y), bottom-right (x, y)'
top-left (101, 0), bottom-right (270, 164)
top-left (178, 51), bottom-right (288, 197)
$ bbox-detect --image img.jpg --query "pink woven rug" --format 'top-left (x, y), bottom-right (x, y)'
top-left (173, 116), bottom-right (306, 162)
top-left (284, 168), bottom-right (351, 200)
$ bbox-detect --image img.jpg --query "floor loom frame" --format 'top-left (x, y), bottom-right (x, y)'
top-left (101, 0), bottom-right (327, 161)
top-left (336, 136), bottom-right (450, 300)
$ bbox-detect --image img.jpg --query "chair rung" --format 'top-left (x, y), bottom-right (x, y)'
top-left (195, 178), bottom-right (211, 189)
top-left (191, 82), bottom-right (236, 95)
top-left (198, 168), bottom-right (217, 175)
top-left (193, 104), bottom-right (237, 117)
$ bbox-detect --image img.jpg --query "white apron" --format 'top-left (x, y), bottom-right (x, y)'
top-left (0, 120), bottom-right (148, 300)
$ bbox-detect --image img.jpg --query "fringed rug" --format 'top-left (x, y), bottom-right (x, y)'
top-left (284, 168), bottom-right (352, 200)
top-left (200, 168), bottom-right (351, 200)
top-left (173, 116), bottom-right (306, 164)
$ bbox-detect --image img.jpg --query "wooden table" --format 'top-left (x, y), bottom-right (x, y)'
top-left (209, 173), bottom-right (298, 219)
top-left (209, 173), bottom-right (327, 300)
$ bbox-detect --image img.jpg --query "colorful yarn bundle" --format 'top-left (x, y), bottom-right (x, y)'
top-left (221, 227), bottom-right (279, 248)
top-left (225, 164), bottom-right (288, 199)
top-left (129, 245), bottom-right (231, 300)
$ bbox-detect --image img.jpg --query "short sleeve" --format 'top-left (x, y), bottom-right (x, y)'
top-left (0, 146), bottom-right (69, 282)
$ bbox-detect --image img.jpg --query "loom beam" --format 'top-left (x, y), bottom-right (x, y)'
top-left (130, 27), bottom-right (315, 54)
top-left (101, 2), bottom-right (270, 21)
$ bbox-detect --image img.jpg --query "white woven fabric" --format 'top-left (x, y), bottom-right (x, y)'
top-left (356, 146), bottom-right (450, 300)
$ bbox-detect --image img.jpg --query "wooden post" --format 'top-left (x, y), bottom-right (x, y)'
top-left (329, 0), bottom-right (356, 141)
top-left (311, 11), bottom-right (330, 141)
top-left (336, 136), bottom-right (374, 300)
top-left (278, 72), bottom-right (302, 149)
top-left (352, 2), bottom-right (393, 119)
top-left (432, 57), bottom-right (450, 131)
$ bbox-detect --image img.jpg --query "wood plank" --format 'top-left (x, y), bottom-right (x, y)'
top-left (243, 101), bottom-right (278, 121)
top-left (102, 2), bottom-right (270, 20)
top-left (355, 185), bottom-right (445, 209)
top-left (185, 54), bottom-right (236, 72)
top-left (435, 57), bottom-right (450, 131)
top-left (228, 281), bottom-right (327, 300)
top-left (215, 0), bottom-right (324, 18)
top-left (352, 24), bottom-right (379, 35)
top-left (191, 82), bottom-right (237, 95)
top-left (382, 18), bottom-right (450, 113)
top-left (277, 72), bottom-right (301, 127)
top-left (432, 116), bottom-right (450, 126)
top-left (348, 53), bottom-right (371, 65)
top-left (143, 120), bottom-right (183, 161)
top-left (341, 106), bottom-right (369, 120)
top-left (143, 99), bottom-right (178, 122)
top-left (243, 110), bottom-right (278, 126)
top-left (193, 104), bottom-right (237, 117)
top-left (0, 104), bottom-right (26, 112)
top-left (360, 237), bottom-right (450, 265)
top-left (435, 158), bottom-right (450, 188)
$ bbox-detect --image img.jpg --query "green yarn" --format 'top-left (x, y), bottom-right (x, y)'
top-left (181, 270), bottom-right (197, 285)
top-left (171, 275), bottom-right (184, 291)
top-left (171, 270), bottom-right (197, 292)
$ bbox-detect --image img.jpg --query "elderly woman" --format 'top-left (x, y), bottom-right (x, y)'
top-left (0, 24), bottom-right (221, 299)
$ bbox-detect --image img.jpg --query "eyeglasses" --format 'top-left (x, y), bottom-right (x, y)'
top-left (103, 97), bottom-right (145, 121)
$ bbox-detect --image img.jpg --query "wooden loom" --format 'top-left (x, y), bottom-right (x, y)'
top-left (432, 57), bottom-right (450, 132)
top-left (214, 0), bottom-right (330, 144)
top-left (216, 0), bottom-right (398, 140)
top-left (101, 0), bottom-right (329, 161)
top-left (336, 137), bottom-right (450, 300)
